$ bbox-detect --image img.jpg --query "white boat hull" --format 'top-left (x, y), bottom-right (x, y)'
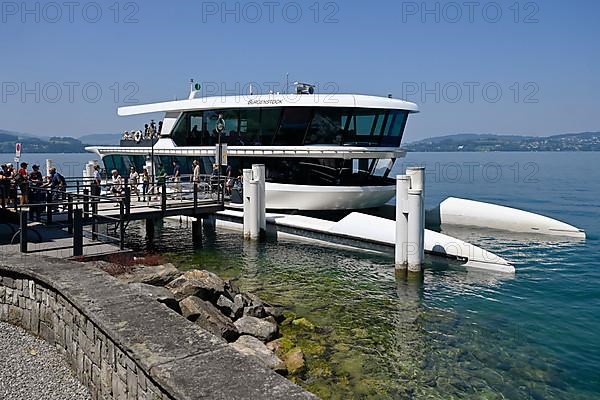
top-left (265, 183), bottom-right (395, 210)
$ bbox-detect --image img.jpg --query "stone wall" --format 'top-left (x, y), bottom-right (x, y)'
top-left (0, 254), bottom-right (315, 400)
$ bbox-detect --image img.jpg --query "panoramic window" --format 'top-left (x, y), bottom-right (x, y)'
top-left (273, 107), bottom-right (313, 146)
top-left (305, 108), bottom-right (353, 145)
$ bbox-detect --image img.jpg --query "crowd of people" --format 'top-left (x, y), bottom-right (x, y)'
top-left (122, 120), bottom-right (163, 142)
top-left (0, 158), bottom-right (244, 218)
top-left (0, 162), bottom-right (67, 221)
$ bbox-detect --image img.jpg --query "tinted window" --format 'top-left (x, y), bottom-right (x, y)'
top-left (259, 108), bottom-right (282, 145)
top-left (273, 107), bottom-right (312, 146)
top-left (239, 108), bottom-right (261, 145)
top-left (306, 108), bottom-right (354, 145)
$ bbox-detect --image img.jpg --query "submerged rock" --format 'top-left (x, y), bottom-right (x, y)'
top-left (128, 282), bottom-right (181, 314)
top-left (117, 263), bottom-right (182, 286)
top-left (285, 347), bottom-right (306, 375)
top-left (231, 335), bottom-right (287, 374)
top-left (166, 270), bottom-right (226, 302)
top-left (179, 296), bottom-right (239, 342)
top-left (266, 337), bottom-right (295, 358)
top-left (292, 317), bottom-right (316, 331)
top-left (234, 316), bottom-right (278, 342)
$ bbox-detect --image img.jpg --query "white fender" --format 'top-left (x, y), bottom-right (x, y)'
top-left (432, 197), bottom-right (585, 239)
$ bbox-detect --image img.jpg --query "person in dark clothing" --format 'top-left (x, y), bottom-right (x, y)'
top-left (28, 164), bottom-right (43, 221)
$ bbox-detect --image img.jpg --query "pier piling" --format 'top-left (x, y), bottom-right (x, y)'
top-left (395, 175), bottom-right (410, 269)
top-left (395, 167), bottom-right (426, 273)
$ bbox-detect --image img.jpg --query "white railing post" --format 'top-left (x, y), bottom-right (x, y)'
top-left (395, 175), bottom-right (410, 269)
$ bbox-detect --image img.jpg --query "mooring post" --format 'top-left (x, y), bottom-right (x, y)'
top-left (395, 175), bottom-right (411, 269)
top-left (161, 182), bottom-right (167, 213)
top-left (46, 190), bottom-right (53, 224)
top-left (193, 183), bottom-right (198, 213)
top-left (91, 201), bottom-right (97, 240)
top-left (252, 164), bottom-right (267, 238)
top-left (73, 208), bottom-right (83, 257)
top-left (407, 188), bottom-right (424, 272)
top-left (67, 194), bottom-right (74, 234)
top-left (20, 210), bottom-right (28, 253)
top-left (243, 169), bottom-right (260, 240)
top-left (145, 218), bottom-right (155, 242)
top-left (83, 189), bottom-right (89, 218)
top-left (192, 218), bottom-right (202, 245)
top-left (124, 182), bottom-right (131, 214)
top-left (119, 202), bottom-right (125, 250)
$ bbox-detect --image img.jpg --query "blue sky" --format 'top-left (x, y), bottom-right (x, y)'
top-left (1, 0), bottom-right (599, 142)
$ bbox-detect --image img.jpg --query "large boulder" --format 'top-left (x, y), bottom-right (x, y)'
top-left (128, 282), bottom-right (181, 314)
top-left (234, 316), bottom-right (278, 342)
top-left (166, 270), bottom-right (226, 302)
top-left (231, 294), bottom-right (245, 319)
top-left (231, 336), bottom-right (287, 374)
top-left (179, 296), bottom-right (239, 342)
top-left (216, 295), bottom-right (235, 318)
top-left (117, 263), bottom-right (182, 286)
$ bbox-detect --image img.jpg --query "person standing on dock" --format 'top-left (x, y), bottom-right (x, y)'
top-left (192, 160), bottom-right (201, 186)
top-left (129, 166), bottom-right (140, 200)
top-left (28, 165), bottom-right (43, 221)
top-left (172, 161), bottom-right (181, 199)
top-left (0, 164), bottom-right (11, 207)
top-left (15, 162), bottom-right (29, 205)
top-left (156, 165), bottom-right (167, 199)
top-left (48, 167), bottom-right (67, 209)
top-left (91, 165), bottom-right (102, 197)
top-left (141, 168), bottom-right (150, 201)
top-left (110, 170), bottom-right (123, 200)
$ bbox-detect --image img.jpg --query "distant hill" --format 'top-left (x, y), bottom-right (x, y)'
top-left (0, 130), bottom-right (87, 153)
top-left (79, 133), bottom-right (121, 146)
top-left (404, 132), bottom-right (600, 152)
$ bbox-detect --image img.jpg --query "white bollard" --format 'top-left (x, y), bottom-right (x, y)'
top-left (252, 164), bottom-right (266, 236)
top-left (407, 166), bottom-right (425, 262)
top-left (395, 175), bottom-right (410, 269)
top-left (243, 169), bottom-right (260, 240)
top-left (406, 167), bottom-right (425, 193)
top-left (46, 159), bottom-right (54, 176)
top-left (407, 188), bottom-right (425, 272)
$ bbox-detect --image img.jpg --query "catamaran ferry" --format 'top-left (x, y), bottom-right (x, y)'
top-left (86, 83), bottom-right (419, 210)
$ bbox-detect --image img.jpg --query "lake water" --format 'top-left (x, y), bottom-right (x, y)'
top-left (4, 152), bottom-right (599, 399)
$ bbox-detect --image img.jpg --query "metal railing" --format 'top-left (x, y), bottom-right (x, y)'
top-left (1, 173), bottom-right (226, 257)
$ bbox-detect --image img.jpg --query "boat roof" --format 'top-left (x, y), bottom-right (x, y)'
top-left (118, 94), bottom-right (419, 116)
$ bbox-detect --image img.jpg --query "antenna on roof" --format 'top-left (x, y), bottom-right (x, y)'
top-left (388, 93), bottom-right (393, 99)
top-left (249, 83), bottom-right (253, 95)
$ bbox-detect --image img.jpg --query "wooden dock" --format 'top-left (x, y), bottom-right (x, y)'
top-left (0, 178), bottom-right (225, 258)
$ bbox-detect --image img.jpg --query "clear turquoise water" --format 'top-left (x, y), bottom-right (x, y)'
top-left (7, 152), bottom-right (599, 399)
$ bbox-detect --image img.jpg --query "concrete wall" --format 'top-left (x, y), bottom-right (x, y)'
top-left (0, 254), bottom-right (315, 400)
